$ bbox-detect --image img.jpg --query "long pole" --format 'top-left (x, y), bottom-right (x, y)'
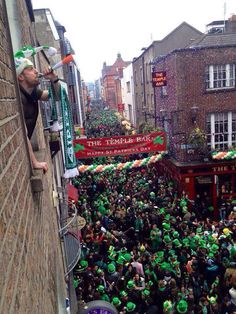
top-left (154, 86), bottom-right (157, 128)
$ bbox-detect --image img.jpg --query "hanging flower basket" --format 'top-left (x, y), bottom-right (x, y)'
top-left (188, 127), bottom-right (207, 148)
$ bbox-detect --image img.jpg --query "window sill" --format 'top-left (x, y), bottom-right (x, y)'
top-left (30, 149), bottom-right (47, 193)
top-left (205, 87), bottom-right (236, 93)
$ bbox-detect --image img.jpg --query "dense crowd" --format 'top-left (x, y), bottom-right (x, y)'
top-left (72, 164), bottom-right (236, 314)
top-left (72, 109), bottom-right (236, 313)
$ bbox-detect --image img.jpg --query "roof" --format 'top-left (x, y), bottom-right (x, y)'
top-left (133, 22), bottom-right (203, 62)
top-left (206, 20), bottom-right (224, 26)
top-left (161, 21), bottom-right (202, 41)
top-left (190, 33), bottom-right (236, 48)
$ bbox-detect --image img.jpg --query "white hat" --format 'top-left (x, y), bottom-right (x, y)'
top-left (15, 58), bottom-right (34, 76)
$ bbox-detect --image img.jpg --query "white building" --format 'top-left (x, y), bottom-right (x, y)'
top-left (121, 63), bottom-right (136, 127)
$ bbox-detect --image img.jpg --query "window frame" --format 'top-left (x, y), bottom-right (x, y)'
top-left (205, 64), bottom-right (235, 91)
top-left (207, 111), bottom-right (236, 150)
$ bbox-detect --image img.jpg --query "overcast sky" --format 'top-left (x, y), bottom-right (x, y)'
top-left (32, 0), bottom-right (236, 82)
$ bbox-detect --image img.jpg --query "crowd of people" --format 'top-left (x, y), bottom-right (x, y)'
top-left (71, 164), bottom-right (236, 314)
top-left (72, 109), bottom-right (236, 314)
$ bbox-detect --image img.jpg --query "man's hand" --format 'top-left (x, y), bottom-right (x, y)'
top-left (43, 67), bottom-right (58, 82)
top-left (32, 160), bottom-right (48, 173)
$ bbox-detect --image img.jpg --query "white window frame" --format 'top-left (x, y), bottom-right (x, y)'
top-left (207, 112), bottom-right (236, 149)
top-left (206, 64), bottom-right (235, 90)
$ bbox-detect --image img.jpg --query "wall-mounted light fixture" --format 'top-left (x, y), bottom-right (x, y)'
top-left (190, 105), bottom-right (199, 124)
top-left (160, 108), bottom-right (171, 122)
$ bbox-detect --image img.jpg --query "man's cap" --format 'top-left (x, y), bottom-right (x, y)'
top-left (15, 58), bottom-right (34, 76)
top-left (14, 45), bottom-right (57, 76)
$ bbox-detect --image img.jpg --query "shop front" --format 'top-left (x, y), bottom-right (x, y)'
top-left (160, 158), bottom-right (236, 219)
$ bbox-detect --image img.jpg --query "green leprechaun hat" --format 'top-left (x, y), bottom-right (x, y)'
top-left (163, 300), bottom-right (174, 312)
top-left (120, 290), bottom-right (128, 298)
top-left (126, 302), bottom-right (136, 312)
top-left (173, 239), bottom-right (182, 248)
top-left (176, 300), bottom-right (188, 313)
top-left (76, 260), bottom-right (88, 272)
top-left (112, 297), bottom-right (121, 307)
top-left (141, 289), bottom-right (150, 298)
top-left (97, 285), bottom-right (105, 293)
top-left (107, 263), bottom-right (116, 274)
top-left (127, 280), bottom-right (135, 290)
top-left (163, 235), bottom-right (172, 244)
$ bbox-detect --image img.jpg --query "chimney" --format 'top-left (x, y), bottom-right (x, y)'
top-left (226, 14), bottom-right (236, 33)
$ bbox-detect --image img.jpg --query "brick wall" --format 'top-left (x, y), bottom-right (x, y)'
top-left (0, 1), bottom-right (66, 313)
top-left (155, 46), bottom-right (236, 161)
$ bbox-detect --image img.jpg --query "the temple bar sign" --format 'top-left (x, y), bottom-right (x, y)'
top-left (152, 71), bottom-right (167, 87)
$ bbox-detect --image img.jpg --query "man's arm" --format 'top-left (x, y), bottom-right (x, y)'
top-left (40, 68), bottom-right (61, 101)
top-left (27, 137), bottom-right (48, 172)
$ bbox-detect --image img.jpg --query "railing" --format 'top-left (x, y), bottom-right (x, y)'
top-left (58, 198), bottom-right (81, 277)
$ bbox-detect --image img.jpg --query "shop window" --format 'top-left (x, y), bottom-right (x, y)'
top-left (219, 174), bottom-right (232, 194)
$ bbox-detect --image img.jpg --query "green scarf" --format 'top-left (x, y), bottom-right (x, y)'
top-left (60, 86), bottom-right (78, 177)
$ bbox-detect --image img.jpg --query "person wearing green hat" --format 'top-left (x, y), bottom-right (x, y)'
top-left (172, 231), bottom-right (179, 238)
top-left (127, 280), bottom-right (135, 290)
top-left (150, 224), bottom-right (162, 251)
top-left (106, 263), bottom-right (119, 287)
top-left (75, 260), bottom-right (88, 273)
top-left (162, 222), bottom-right (171, 231)
top-left (172, 239), bottom-right (182, 248)
top-left (163, 300), bottom-right (174, 313)
top-left (163, 235), bottom-right (172, 245)
top-left (97, 285), bottom-right (110, 302)
top-left (176, 299), bottom-right (188, 313)
top-left (126, 280), bottom-right (140, 306)
top-left (111, 296), bottom-right (122, 311)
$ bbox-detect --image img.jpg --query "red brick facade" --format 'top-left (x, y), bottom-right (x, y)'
top-left (154, 45), bottom-right (236, 215)
top-left (0, 1), bottom-right (66, 313)
top-left (102, 53), bottom-right (130, 109)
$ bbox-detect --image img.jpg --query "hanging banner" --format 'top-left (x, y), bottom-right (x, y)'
top-left (74, 132), bottom-right (166, 158)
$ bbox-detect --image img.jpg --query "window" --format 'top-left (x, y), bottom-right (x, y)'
top-left (161, 86), bottom-right (168, 97)
top-left (134, 71), bottom-right (137, 86)
top-left (128, 104), bottom-right (132, 122)
top-left (146, 63), bottom-right (149, 82)
top-left (205, 64), bottom-right (235, 90)
top-left (140, 67), bottom-right (143, 85)
top-left (207, 112), bottom-right (236, 149)
top-left (126, 81), bottom-right (131, 93)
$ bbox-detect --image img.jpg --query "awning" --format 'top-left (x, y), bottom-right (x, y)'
top-left (67, 183), bottom-right (78, 203)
